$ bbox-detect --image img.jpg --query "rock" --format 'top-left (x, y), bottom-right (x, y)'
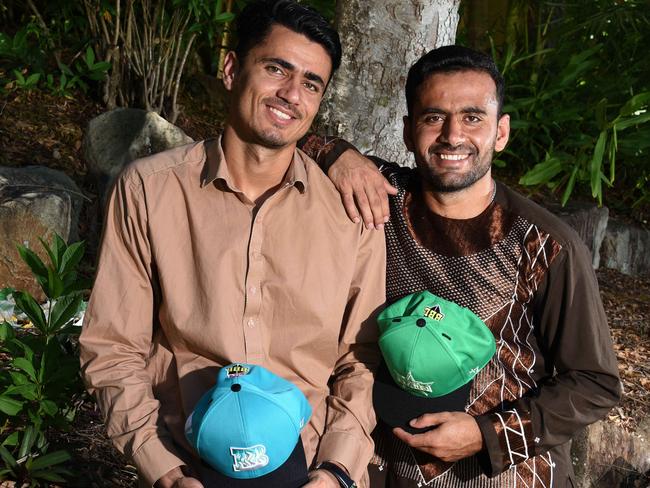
top-left (547, 201), bottom-right (609, 268)
top-left (0, 166), bottom-right (84, 299)
top-left (83, 108), bottom-right (194, 203)
top-left (572, 419), bottom-right (650, 488)
top-left (600, 218), bottom-right (650, 277)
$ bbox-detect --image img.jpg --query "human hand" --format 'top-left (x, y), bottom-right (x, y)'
top-left (303, 467), bottom-right (343, 487)
top-left (328, 148), bottom-right (398, 230)
top-left (155, 467), bottom-right (204, 488)
top-left (392, 411), bottom-right (483, 462)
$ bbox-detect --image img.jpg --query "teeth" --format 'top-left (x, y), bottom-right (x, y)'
top-left (269, 107), bottom-right (291, 120)
top-left (439, 153), bottom-right (469, 160)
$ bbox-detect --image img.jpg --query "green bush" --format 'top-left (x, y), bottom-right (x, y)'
top-left (490, 0), bottom-right (650, 214)
top-left (0, 235), bottom-right (90, 486)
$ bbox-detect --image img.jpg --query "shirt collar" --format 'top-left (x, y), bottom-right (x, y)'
top-left (201, 136), bottom-right (308, 193)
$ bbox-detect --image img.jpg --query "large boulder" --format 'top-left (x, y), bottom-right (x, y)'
top-left (572, 419), bottom-right (650, 487)
top-left (547, 201), bottom-right (609, 269)
top-left (83, 108), bottom-right (193, 203)
top-left (0, 166), bottom-right (84, 299)
top-left (600, 218), bottom-right (650, 277)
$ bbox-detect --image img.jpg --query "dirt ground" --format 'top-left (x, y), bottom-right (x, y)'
top-left (0, 87), bottom-right (648, 487)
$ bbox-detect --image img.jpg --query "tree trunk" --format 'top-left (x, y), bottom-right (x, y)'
top-left (320, 0), bottom-right (461, 166)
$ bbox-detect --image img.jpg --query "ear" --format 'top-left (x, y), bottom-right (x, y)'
top-left (222, 51), bottom-right (239, 92)
top-left (495, 114), bottom-right (510, 152)
top-left (403, 115), bottom-right (415, 153)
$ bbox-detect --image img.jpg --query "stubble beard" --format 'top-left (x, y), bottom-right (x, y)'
top-left (419, 141), bottom-right (495, 193)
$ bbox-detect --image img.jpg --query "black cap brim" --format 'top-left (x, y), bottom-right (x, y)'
top-left (373, 362), bottom-right (471, 435)
top-left (199, 439), bottom-right (309, 487)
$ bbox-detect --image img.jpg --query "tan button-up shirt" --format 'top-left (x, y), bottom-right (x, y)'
top-left (79, 139), bottom-right (386, 486)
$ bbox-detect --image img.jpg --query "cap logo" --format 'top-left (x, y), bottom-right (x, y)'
top-left (230, 444), bottom-right (270, 472)
top-left (395, 370), bottom-right (433, 394)
top-left (226, 364), bottom-right (250, 378)
top-left (423, 305), bottom-right (444, 321)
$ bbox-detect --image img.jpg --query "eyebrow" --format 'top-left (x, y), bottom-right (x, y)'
top-left (260, 57), bottom-right (326, 88)
top-left (419, 106), bottom-right (488, 115)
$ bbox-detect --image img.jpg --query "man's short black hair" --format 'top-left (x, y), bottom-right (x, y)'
top-left (235, 0), bottom-right (342, 74)
top-left (405, 45), bottom-right (505, 117)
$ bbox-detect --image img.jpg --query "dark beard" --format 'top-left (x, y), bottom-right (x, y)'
top-left (418, 143), bottom-right (495, 193)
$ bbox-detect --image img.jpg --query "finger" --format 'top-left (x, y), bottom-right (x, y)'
top-left (341, 191), bottom-right (360, 223)
top-left (353, 189), bottom-right (375, 230)
top-left (366, 187), bottom-right (386, 229)
top-left (374, 183), bottom-right (390, 224)
top-left (384, 180), bottom-right (399, 196)
top-left (393, 427), bottom-right (435, 451)
top-left (410, 412), bottom-right (448, 428)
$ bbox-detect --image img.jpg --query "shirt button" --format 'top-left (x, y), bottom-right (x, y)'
top-left (249, 286), bottom-right (257, 295)
top-left (247, 318), bottom-right (256, 328)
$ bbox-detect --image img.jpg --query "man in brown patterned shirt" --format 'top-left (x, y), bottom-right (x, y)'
top-left (302, 46), bottom-right (621, 488)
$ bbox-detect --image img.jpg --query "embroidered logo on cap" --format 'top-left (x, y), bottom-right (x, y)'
top-left (394, 370), bottom-right (434, 394)
top-left (226, 364), bottom-right (251, 378)
top-left (423, 305), bottom-right (445, 321)
top-left (230, 445), bottom-right (270, 472)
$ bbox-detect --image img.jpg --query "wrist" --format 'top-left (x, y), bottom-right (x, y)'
top-left (155, 467), bottom-right (185, 488)
top-left (314, 461), bottom-right (357, 488)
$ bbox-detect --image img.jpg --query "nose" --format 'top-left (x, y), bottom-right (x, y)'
top-left (438, 116), bottom-right (465, 146)
top-left (277, 76), bottom-right (301, 105)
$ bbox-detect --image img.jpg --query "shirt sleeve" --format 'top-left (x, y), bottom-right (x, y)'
top-left (79, 169), bottom-right (186, 486)
top-left (475, 239), bottom-right (622, 476)
top-left (315, 225), bottom-right (387, 483)
top-left (297, 133), bottom-right (401, 177)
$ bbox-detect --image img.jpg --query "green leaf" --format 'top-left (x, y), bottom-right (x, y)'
top-left (9, 371), bottom-right (30, 386)
top-left (53, 234), bottom-right (67, 267)
top-left (618, 92), bottom-right (650, 117)
top-left (0, 321), bottom-right (15, 343)
top-left (25, 73), bottom-right (40, 86)
top-left (29, 449), bottom-right (71, 470)
top-left (59, 241), bottom-right (85, 275)
top-left (0, 287), bottom-right (15, 300)
top-left (519, 157), bottom-right (564, 186)
top-left (40, 399), bottom-right (58, 417)
top-left (18, 424), bottom-right (36, 459)
top-left (38, 236), bottom-right (58, 271)
top-left (561, 166), bottom-right (579, 206)
top-left (13, 291), bottom-right (47, 331)
top-left (590, 131), bottom-right (608, 198)
top-left (46, 267), bottom-right (64, 299)
top-left (1, 431), bottom-right (19, 447)
top-left (0, 445), bottom-right (18, 471)
top-left (0, 395), bottom-right (23, 415)
top-left (49, 295), bottom-right (82, 332)
top-left (5, 384), bottom-right (37, 401)
top-left (12, 357), bottom-right (37, 381)
top-left (17, 244), bottom-right (48, 282)
top-left (614, 112), bottom-right (650, 131)
top-left (32, 470), bottom-right (70, 482)
top-left (85, 46), bottom-right (95, 67)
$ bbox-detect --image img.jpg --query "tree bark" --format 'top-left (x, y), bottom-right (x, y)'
top-left (321, 0), bottom-right (461, 166)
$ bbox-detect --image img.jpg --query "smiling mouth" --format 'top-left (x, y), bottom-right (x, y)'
top-left (268, 106), bottom-right (293, 121)
top-left (438, 153), bottom-right (470, 160)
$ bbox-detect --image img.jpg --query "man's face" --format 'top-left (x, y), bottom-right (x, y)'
top-left (403, 70), bottom-right (510, 192)
top-left (223, 24), bottom-right (332, 149)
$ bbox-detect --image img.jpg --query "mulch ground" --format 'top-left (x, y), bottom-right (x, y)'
top-left (1, 87), bottom-right (648, 486)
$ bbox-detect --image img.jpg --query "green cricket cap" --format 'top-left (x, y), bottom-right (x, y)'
top-left (373, 291), bottom-right (496, 433)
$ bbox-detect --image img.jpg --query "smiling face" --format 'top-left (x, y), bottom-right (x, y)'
top-left (403, 70), bottom-right (510, 193)
top-left (223, 24), bottom-right (332, 149)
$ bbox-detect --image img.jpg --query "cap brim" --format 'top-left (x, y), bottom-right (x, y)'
top-left (373, 362), bottom-right (471, 435)
top-left (199, 439), bottom-right (309, 487)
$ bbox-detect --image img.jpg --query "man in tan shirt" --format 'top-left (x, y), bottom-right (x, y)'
top-left (79, 1), bottom-right (386, 487)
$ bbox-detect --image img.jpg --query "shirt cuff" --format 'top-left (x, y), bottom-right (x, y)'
top-left (475, 414), bottom-right (502, 477)
top-left (315, 431), bottom-right (372, 484)
top-left (132, 435), bottom-right (187, 486)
